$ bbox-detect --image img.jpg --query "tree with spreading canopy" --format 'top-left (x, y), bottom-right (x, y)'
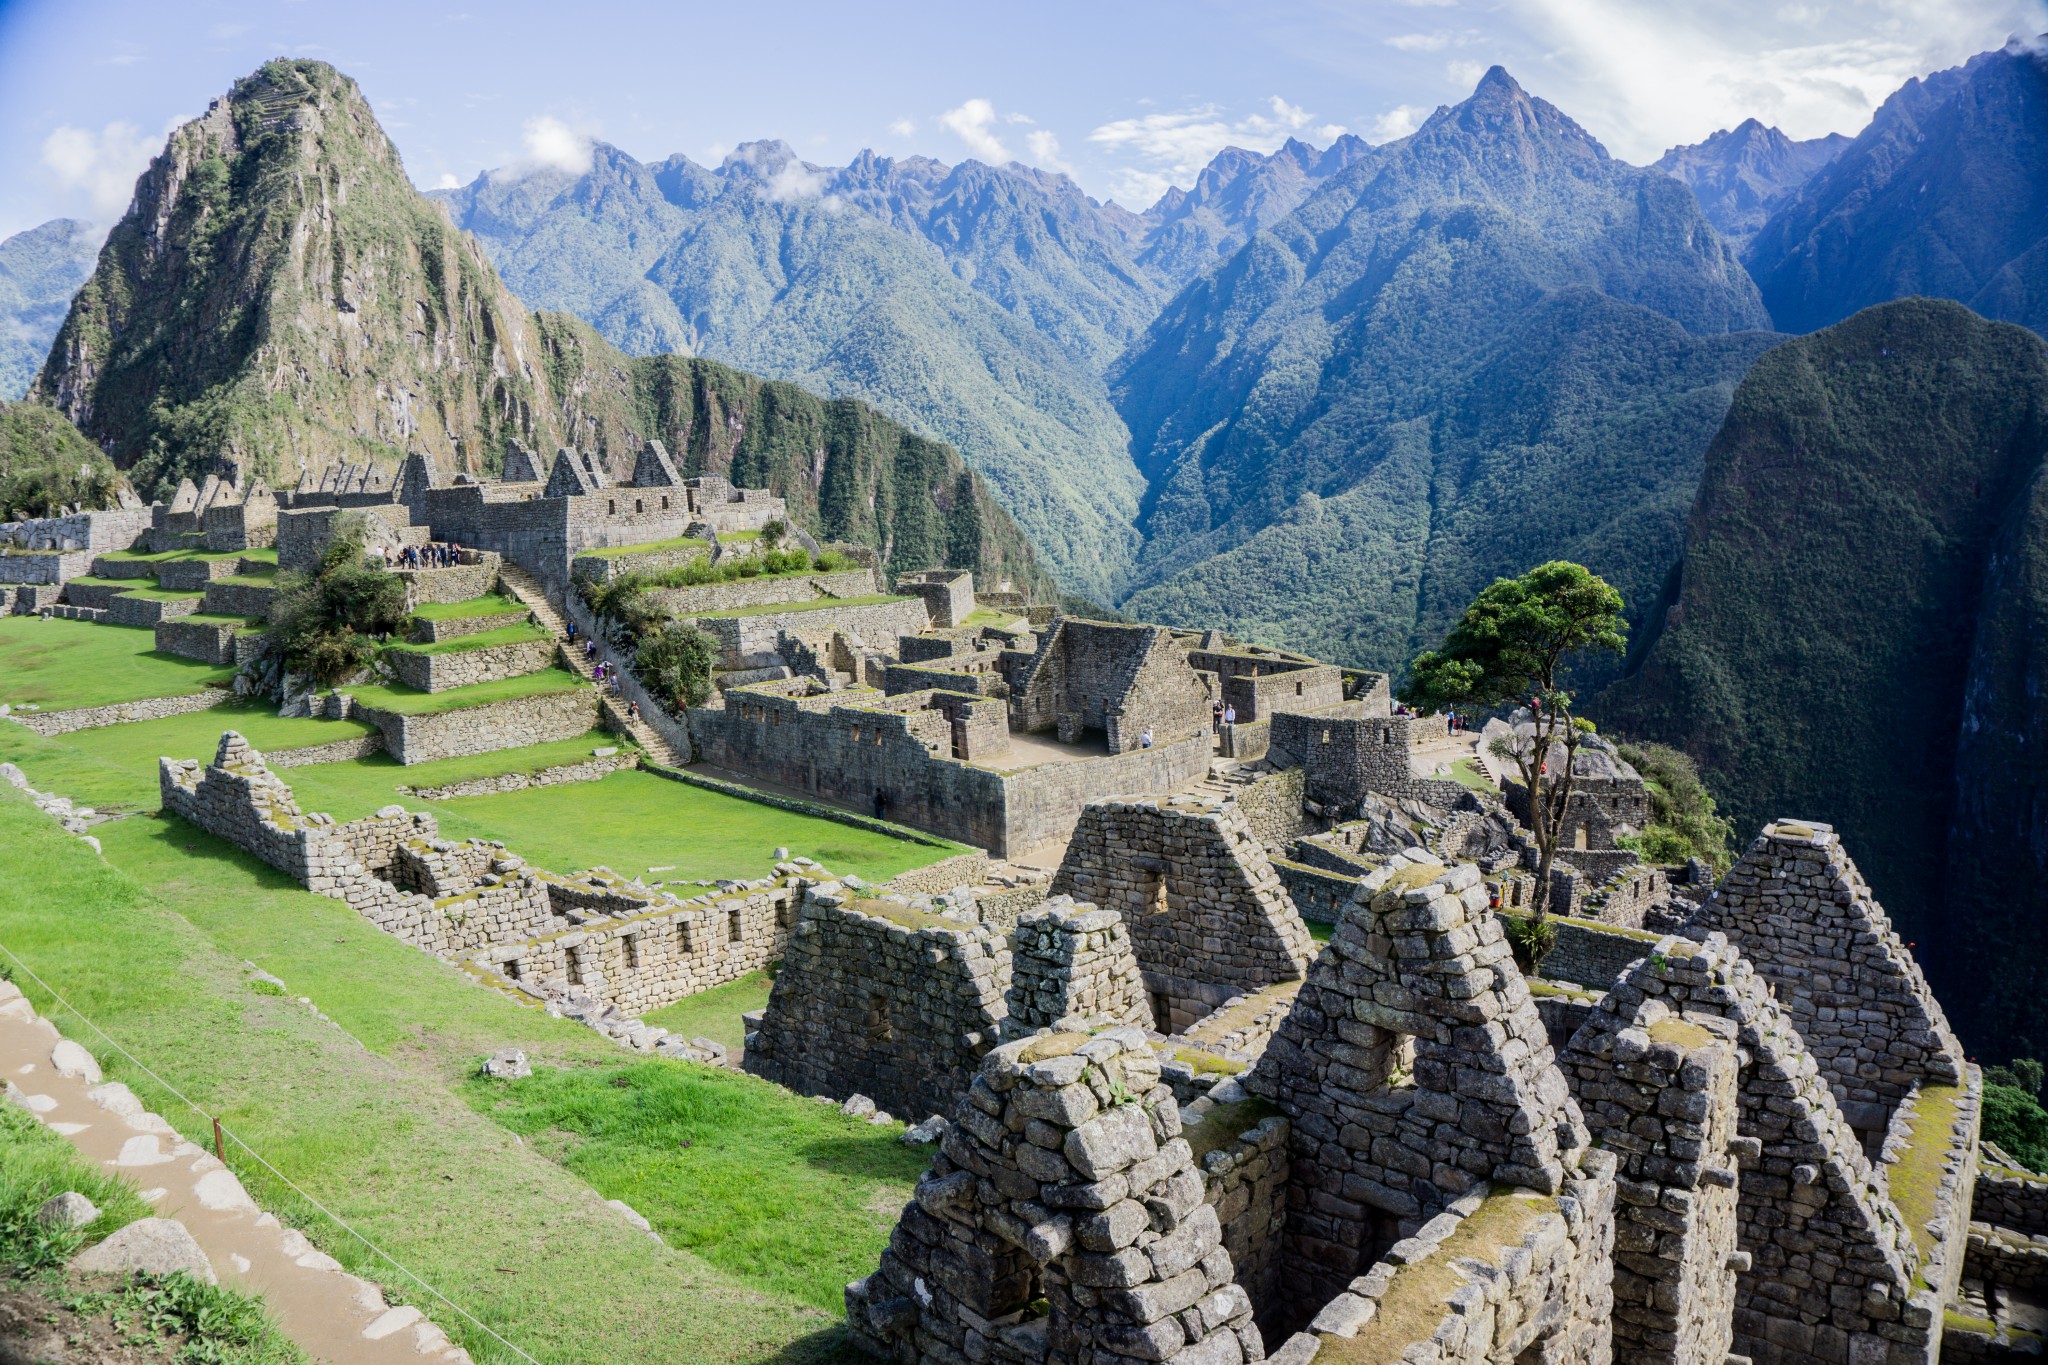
top-left (1402, 561), bottom-right (1628, 956)
top-left (265, 511), bottom-right (409, 686)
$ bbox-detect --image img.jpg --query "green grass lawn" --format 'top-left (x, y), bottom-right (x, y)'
top-left (214, 571), bottom-right (278, 588)
top-left (0, 617), bottom-right (234, 709)
top-left (0, 793), bottom-right (877, 1363)
top-left (179, 611), bottom-right (266, 627)
top-left (581, 534), bottom-right (711, 560)
top-left (383, 621), bottom-right (548, 655)
top-left (1449, 757), bottom-right (1496, 794)
top-left (642, 969), bottom-right (774, 1055)
top-left (114, 586), bottom-right (208, 603)
top-left (463, 1059), bottom-right (924, 1312)
top-left (695, 594), bottom-right (909, 620)
top-left (95, 546), bottom-right (255, 565)
top-left (342, 667), bottom-right (584, 715)
top-left (410, 593), bottom-right (527, 621)
top-left (959, 607), bottom-right (1025, 629)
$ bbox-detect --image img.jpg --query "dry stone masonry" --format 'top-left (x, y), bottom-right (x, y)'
top-left (1006, 896), bottom-right (1155, 1038)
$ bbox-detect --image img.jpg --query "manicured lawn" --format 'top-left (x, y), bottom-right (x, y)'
top-left (389, 770), bottom-right (955, 883)
top-left (113, 586), bottom-right (208, 602)
top-left (642, 968), bottom-right (775, 1055)
top-left (341, 666), bottom-right (584, 715)
top-left (960, 607), bottom-right (1026, 629)
top-left (463, 1059), bottom-right (925, 1312)
top-left (214, 571), bottom-right (277, 587)
top-left (410, 593), bottom-right (527, 621)
top-left (95, 546), bottom-right (257, 565)
top-left (695, 593), bottom-right (910, 620)
top-left (582, 534), bottom-right (710, 560)
top-left (180, 611), bottom-right (266, 627)
top-left (1450, 757), bottom-right (1496, 793)
top-left (383, 621), bottom-right (548, 655)
top-left (0, 793), bottom-right (872, 1363)
top-left (0, 617), bottom-right (233, 709)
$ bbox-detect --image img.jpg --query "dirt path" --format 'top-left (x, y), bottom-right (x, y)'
top-left (0, 982), bottom-right (474, 1365)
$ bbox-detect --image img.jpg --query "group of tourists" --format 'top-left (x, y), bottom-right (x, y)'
top-left (1209, 699), bottom-right (1240, 732)
top-left (381, 541), bottom-right (464, 569)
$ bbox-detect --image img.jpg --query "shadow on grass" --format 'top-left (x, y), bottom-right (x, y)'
top-left (764, 1323), bottom-right (869, 1364)
top-left (795, 1134), bottom-right (930, 1183)
top-left (127, 812), bottom-right (309, 892)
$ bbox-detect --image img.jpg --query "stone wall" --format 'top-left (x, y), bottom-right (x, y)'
top-left (408, 608), bottom-right (527, 643)
top-left (895, 569), bottom-right (974, 628)
top-left (1561, 968), bottom-right (1744, 1365)
top-left (106, 592), bottom-right (200, 627)
top-left (1500, 910), bottom-right (1663, 991)
top-left (846, 1028), bottom-right (1263, 1365)
top-left (7, 687), bottom-right (230, 736)
top-left (351, 684), bottom-right (597, 765)
top-left (267, 735), bottom-right (385, 767)
top-left (0, 549), bottom-right (92, 584)
top-left (1583, 933), bottom-right (1936, 1365)
top-left (689, 595), bottom-right (928, 665)
top-left (0, 506), bottom-right (153, 554)
top-left (397, 555), bottom-right (500, 607)
top-left (383, 636), bottom-right (556, 693)
top-left (570, 539), bottom-right (709, 585)
top-left (155, 617), bottom-right (244, 665)
top-left (744, 885), bottom-right (1009, 1121)
top-left (1005, 896), bottom-right (1154, 1036)
top-left (1185, 1100), bottom-right (1291, 1324)
top-left (1272, 705), bottom-right (1467, 814)
top-left (1271, 859), bottom-right (1363, 924)
top-left (1237, 766), bottom-right (1309, 849)
top-left (1007, 618), bottom-right (1214, 753)
top-left (399, 751), bottom-right (635, 800)
top-left (877, 851), bottom-right (991, 897)
top-left (647, 566), bottom-right (881, 618)
top-left (1246, 860), bottom-right (1593, 1318)
top-left (1051, 796), bottom-right (1317, 1032)
top-left (1974, 1169), bottom-right (2048, 1237)
top-left (1688, 819), bottom-right (1965, 1135)
top-left (200, 580), bottom-right (278, 618)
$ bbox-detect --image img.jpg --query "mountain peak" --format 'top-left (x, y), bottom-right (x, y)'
top-left (1470, 64), bottom-right (1529, 105)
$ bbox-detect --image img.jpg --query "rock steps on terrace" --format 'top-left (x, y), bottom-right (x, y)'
top-left (496, 563), bottom-right (687, 768)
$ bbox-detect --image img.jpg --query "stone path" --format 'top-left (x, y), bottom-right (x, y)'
top-left (0, 981), bottom-right (474, 1364)
top-left (496, 562), bottom-right (687, 767)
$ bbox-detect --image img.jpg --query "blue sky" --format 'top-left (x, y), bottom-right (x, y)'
top-left (3, 0), bottom-right (2044, 240)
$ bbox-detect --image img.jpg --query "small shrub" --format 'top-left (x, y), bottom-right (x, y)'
top-left (1502, 915), bottom-right (1558, 973)
top-left (247, 979), bottom-right (285, 997)
top-left (637, 624), bottom-right (719, 712)
top-left (1985, 1082), bottom-right (2048, 1172)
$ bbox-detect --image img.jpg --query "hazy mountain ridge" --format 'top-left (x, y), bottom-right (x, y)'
top-left (0, 219), bottom-right (100, 402)
top-left (29, 59), bottom-right (1053, 596)
top-left (1744, 38), bottom-right (2048, 334)
top-left (1653, 119), bottom-right (1849, 246)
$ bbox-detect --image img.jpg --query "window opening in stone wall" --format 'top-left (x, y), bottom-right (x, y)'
top-left (678, 921), bottom-right (695, 955)
top-left (1295, 681), bottom-right (1303, 695)
top-left (624, 933), bottom-right (640, 970)
top-left (607, 499), bottom-right (616, 514)
top-left (505, 958), bottom-right (522, 981)
top-left (566, 948), bottom-right (584, 986)
top-left (661, 496), bottom-right (670, 510)
top-left (865, 994), bottom-right (893, 1042)
top-left (1322, 730), bottom-right (1331, 744)
top-left (728, 908), bottom-right (743, 944)
top-left (635, 498), bottom-right (644, 513)
top-left (777, 898), bottom-right (793, 929)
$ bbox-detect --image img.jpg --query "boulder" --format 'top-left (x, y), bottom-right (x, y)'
top-left (480, 1048), bottom-right (530, 1080)
top-left (36, 1192), bottom-right (98, 1229)
top-left (72, 1217), bottom-right (215, 1283)
top-left (841, 1093), bottom-right (877, 1119)
top-left (50, 1039), bottom-right (101, 1083)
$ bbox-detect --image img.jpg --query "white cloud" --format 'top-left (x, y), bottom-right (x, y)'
top-left (940, 98), bottom-right (1010, 161)
top-left (1025, 129), bottom-right (1071, 173)
top-left (515, 115), bottom-right (593, 177)
top-left (1388, 32), bottom-right (1451, 51)
top-left (765, 160), bottom-right (827, 202)
top-left (1515, 0), bottom-right (2046, 162)
top-left (1088, 95), bottom-right (1347, 205)
top-left (888, 118), bottom-right (917, 137)
top-left (1370, 104), bottom-right (1432, 142)
top-left (435, 172), bottom-right (461, 189)
top-left (40, 122), bottom-right (158, 223)
top-left (1445, 59), bottom-right (1488, 89)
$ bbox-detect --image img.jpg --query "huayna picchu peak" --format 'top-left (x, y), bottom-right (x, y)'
top-left (8, 17), bottom-right (2048, 1365)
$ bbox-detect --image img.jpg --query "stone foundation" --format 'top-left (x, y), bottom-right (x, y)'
top-left (7, 688), bottom-right (231, 736)
top-left (383, 636), bottom-right (557, 692)
top-left (351, 684), bottom-right (598, 765)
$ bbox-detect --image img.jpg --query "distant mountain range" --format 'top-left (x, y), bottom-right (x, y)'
top-left (0, 219), bottom-right (98, 402)
top-left (1653, 120), bottom-right (1848, 247)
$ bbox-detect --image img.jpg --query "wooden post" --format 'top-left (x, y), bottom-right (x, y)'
top-left (213, 1117), bottom-right (225, 1162)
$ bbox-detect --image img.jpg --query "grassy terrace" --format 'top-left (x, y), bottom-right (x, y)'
top-left (0, 794), bottom-right (897, 1362)
top-left (180, 611), bottom-right (267, 628)
top-left (0, 616), bottom-right (234, 708)
top-left (1889, 1082), bottom-right (1967, 1280)
top-left (643, 970), bottom-right (774, 1055)
top-left (695, 593), bottom-right (910, 620)
top-left (110, 585), bottom-right (207, 602)
top-left (341, 666), bottom-right (584, 714)
top-left (410, 592), bottom-right (527, 621)
top-left (383, 620), bottom-right (549, 655)
top-left (98, 546), bottom-right (277, 566)
top-left (582, 534), bottom-right (711, 560)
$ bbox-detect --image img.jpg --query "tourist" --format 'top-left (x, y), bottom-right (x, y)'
top-left (1140, 727), bottom-right (1154, 749)
top-left (1211, 700), bottom-right (1223, 732)
top-left (585, 638), bottom-right (598, 661)
top-left (874, 790), bottom-right (889, 820)
top-left (628, 700), bottom-right (640, 722)
top-left (566, 620), bottom-right (577, 643)
top-left (1223, 704), bottom-right (1237, 727)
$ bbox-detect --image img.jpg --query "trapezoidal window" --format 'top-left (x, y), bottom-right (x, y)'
top-left (566, 947), bottom-right (585, 987)
top-left (728, 908), bottom-right (744, 944)
top-left (677, 921), bottom-right (695, 955)
top-left (624, 933), bottom-right (641, 970)
top-left (866, 994), bottom-right (893, 1042)
top-left (660, 496), bottom-right (670, 510)
top-left (607, 499), bottom-right (616, 515)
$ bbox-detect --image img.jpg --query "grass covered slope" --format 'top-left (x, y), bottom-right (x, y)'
top-left (0, 400), bottom-right (120, 519)
top-left (0, 792), bottom-right (897, 1362)
top-left (1603, 298), bottom-right (2048, 1054)
top-left (0, 616), bottom-right (233, 708)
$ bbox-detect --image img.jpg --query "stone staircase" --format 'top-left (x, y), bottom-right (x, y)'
top-left (496, 563), bottom-right (689, 768)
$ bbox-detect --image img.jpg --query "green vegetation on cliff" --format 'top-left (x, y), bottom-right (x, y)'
top-left (0, 219), bottom-right (98, 402)
top-left (0, 401), bottom-right (119, 518)
top-left (1603, 298), bottom-right (2048, 1055)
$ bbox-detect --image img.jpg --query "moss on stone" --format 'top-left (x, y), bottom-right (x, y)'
top-left (1647, 1017), bottom-right (1715, 1049)
top-left (1184, 1096), bottom-right (1278, 1162)
top-left (1018, 1033), bottom-right (1089, 1063)
top-left (1888, 1082), bottom-right (1966, 1273)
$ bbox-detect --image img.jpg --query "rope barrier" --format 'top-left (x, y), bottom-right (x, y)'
top-left (0, 939), bottom-right (543, 1365)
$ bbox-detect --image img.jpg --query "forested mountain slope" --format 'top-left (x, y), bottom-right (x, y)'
top-left (1653, 120), bottom-right (1848, 247)
top-left (1106, 66), bottom-right (1776, 668)
top-left (28, 60), bottom-right (1052, 595)
top-left (1602, 298), bottom-right (2048, 1055)
top-left (0, 219), bottom-right (99, 402)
